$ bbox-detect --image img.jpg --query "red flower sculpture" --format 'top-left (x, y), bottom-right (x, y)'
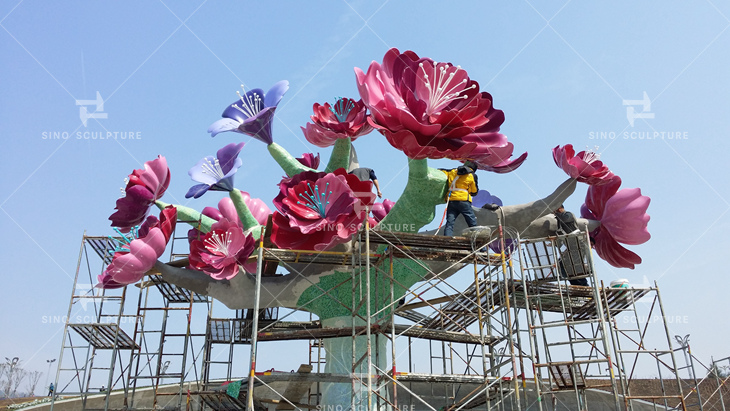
top-left (296, 152), bottom-right (321, 169)
top-left (355, 48), bottom-right (526, 168)
top-left (553, 144), bottom-right (614, 185)
top-left (271, 168), bottom-right (375, 251)
top-left (581, 176), bottom-right (651, 269)
top-left (188, 218), bottom-right (256, 280)
top-left (109, 156), bottom-right (171, 231)
top-left (98, 206), bottom-right (177, 288)
top-left (302, 98), bottom-right (373, 147)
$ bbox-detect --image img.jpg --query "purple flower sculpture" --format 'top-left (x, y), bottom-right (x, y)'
top-left (185, 143), bottom-right (244, 199)
top-left (208, 80), bottom-right (290, 144)
top-left (271, 168), bottom-right (375, 251)
top-left (471, 189), bottom-right (503, 209)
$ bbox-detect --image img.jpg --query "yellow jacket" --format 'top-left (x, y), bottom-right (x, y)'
top-left (444, 168), bottom-right (478, 202)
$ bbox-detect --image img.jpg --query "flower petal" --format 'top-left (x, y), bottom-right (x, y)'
top-left (264, 80), bottom-right (290, 107)
top-left (217, 142), bottom-right (245, 175)
top-left (208, 118), bottom-right (241, 137)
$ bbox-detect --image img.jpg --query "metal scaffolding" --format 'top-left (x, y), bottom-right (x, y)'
top-left (53, 222), bottom-right (711, 411)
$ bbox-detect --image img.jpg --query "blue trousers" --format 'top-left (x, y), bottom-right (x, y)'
top-left (444, 201), bottom-right (477, 236)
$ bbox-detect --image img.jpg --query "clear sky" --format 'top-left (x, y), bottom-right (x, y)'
top-left (2, 0), bottom-right (729, 379)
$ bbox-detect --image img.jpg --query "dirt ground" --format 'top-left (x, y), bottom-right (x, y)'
top-left (0, 397), bottom-right (40, 410)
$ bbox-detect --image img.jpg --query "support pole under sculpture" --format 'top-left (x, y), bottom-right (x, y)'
top-left (247, 233), bottom-right (265, 411)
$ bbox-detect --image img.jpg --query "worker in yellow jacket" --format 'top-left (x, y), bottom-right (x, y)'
top-left (442, 160), bottom-right (479, 236)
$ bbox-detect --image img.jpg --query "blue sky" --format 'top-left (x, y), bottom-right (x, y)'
top-left (1, 0), bottom-right (729, 379)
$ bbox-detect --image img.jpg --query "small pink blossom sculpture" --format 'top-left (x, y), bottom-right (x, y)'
top-left (302, 98), bottom-right (373, 147)
top-left (98, 206), bottom-right (177, 288)
top-left (188, 218), bottom-right (256, 280)
top-left (109, 156), bottom-right (171, 231)
top-left (553, 144), bottom-right (614, 185)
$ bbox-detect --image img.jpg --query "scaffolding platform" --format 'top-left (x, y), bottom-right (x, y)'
top-left (69, 323), bottom-right (138, 350)
top-left (369, 231), bottom-right (503, 263)
top-left (254, 321), bottom-right (497, 345)
top-left (489, 280), bottom-right (651, 320)
top-left (147, 274), bottom-right (208, 303)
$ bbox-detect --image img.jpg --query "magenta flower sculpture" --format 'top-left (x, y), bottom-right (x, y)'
top-left (371, 199), bottom-right (395, 222)
top-left (355, 48), bottom-right (526, 168)
top-left (188, 218), bottom-right (256, 280)
top-left (98, 206), bottom-right (177, 288)
top-left (109, 156), bottom-right (171, 232)
top-left (238, 191), bottom-right (272, 226)
top-left (185, 143), bottom-right (244, 199)
top-left (208, 81), bottom-right (289, 144)
top-left (553, 144), bottom-right (614, 185)
top-left (296, 152), bottom-right (321, 169)
top-left (581, 176), bottom-right (651, 269)
top-left (270, 168), bottom-right (375, 251)
top-left (302, 98), bottom-right (373, 147)
top-left (469, 134), bottom-right (528, 173)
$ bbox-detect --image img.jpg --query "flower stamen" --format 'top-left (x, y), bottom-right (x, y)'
top-left (109, 226), bottom-right (139, 254)
top-left (582, 147), bottom-right (601, 164)
top-left (419, 62), bottom-right (476, 116)
top-left (205, 230), bottom-right (232, 256)
top-left (330, 97), bottom-right (355, 122)
top-left (201, 158), bottom-right (225, 181)
top-left (232, 86), bottom-right (263, 118)
top-left (297, 182), bottom-right (331, 218)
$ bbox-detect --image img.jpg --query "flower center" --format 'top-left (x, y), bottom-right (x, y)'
top-left (297, 182), bottom-right (331, 218)
top-left (329, 98), bottom-right (355, 122)
top-left (109, 227), bottom-right (138, 254)
top-left (205, 230), bottom-right (232, 256)
top-left (419, 63), bottom-right (476, 116)
top-left (233, 86), bottom-right (263, 118)
top-left (201, 158), bottom-right (225, 181)
top-left (581, 149), bottom-right (601, 164)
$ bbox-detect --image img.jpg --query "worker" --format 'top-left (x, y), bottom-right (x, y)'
top-left (554, 204), bottom-right (589, 286)
top-left (554, 204), bottom-right (579, 234)
top-left (48, 382), bottom-right (54, 397)
top-left (442, 160), bottom-right (479, 236)
top-left (349, 167), bottom-right (382, 198)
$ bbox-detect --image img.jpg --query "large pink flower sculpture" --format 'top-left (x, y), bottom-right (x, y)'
top-left (355, 47), bottom-right (526, 168)
top-left (189, 218), bottom-right (256, 280)
top-left (553, 144), bottom-right (614, 185)
top-left (271, 168), bottom-right (375, 251)
top-left (98, 206), bottom-right (177, 288)
top-left (581, 176), bottom-right (651, 269)
top-left (302, 98), bottom-right (373, 147)
top-left (109, 156), bottom-right (171, 231)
